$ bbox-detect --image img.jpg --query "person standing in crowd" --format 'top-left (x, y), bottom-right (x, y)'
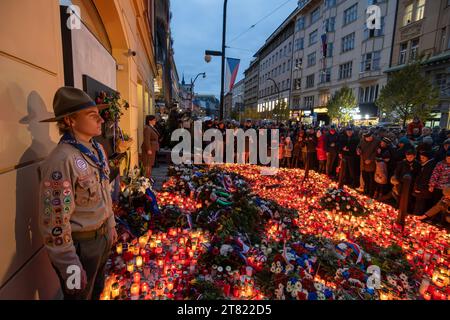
top-left (142, 115), bottom-right (160, 178)
top-left (358, 131), bottom-right (379, 197)
top-left (299, 129), bottom-right (308, 169)
top-left (284, 136), bottom-right (293, 168)
top-left (326, 125), bottom-right (339, 178)
top-left (292, 131), bottom-right (303, 168)
top-left (305, 128), bottom-right (318, 172)
top-left (429, 150), bottom-right (450, 206)
top-left (278, 135), bottom-right (285, 166)
top-left (38, 87), bottom-right (117, 300)
top-left (394, 136), bottom-right (414, 163)
top-left (339, 127), bottom-right (360, 188)
top-left (435, 138), bottom-right (450, 162)
top-left (412, 150), bottom-right (437, 215)
top-left (407, 116), bottom-right (424, 140)
top-left (391, 148), bottom-right (420, 204)
top-left (374, 153), bottom-right (389, 200)
top-left (316, 129), bottom-right (327, 174)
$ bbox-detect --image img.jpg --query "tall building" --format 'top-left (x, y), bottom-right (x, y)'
top-left (232, 79), bottom-right (245, 120)
top-left (386, 0), bottom-right (450, 128)
top-left (193, 94), bottom-right (220, 118)
top-left (255, 10), bottom-right (297, 119)
top-left (290, 0), bottom-right (398, 124)
top-left (243, 57), bottom-right (260, 116)
top-left (179, 75), bottom-right (194, 111)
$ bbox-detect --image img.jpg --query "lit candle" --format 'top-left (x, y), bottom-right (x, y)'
top-left (116, 243), bottom-right (123, 255)
top-left (139, 235), bottom-right (148, 248)
top-left (136, 256), bottom-right (143, 268)
top-left (111, 282), bottom-right (120, 299)
top-left (141, 282), bottom-right (149, 293)
top-left (130, 283), bottom-right (140, 299)
top-left (133, 272), bottom-right (141, 283)
top-left (127, 261), bottom-right (134, 273)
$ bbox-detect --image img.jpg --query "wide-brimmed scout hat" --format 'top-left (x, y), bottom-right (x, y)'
top-left (40, 87), bottom-right (109, 122)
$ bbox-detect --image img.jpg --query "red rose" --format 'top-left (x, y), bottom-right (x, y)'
top-left (212, 247), bottom-right (220, 255)
top-left (297, 291), bottom-right (307, 300)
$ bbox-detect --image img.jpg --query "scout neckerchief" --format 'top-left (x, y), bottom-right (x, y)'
top-left (59, 132), bottom-right (108, 182)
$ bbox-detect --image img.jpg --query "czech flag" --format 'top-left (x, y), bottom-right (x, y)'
top-left (225, 57), bottom-right (240, 93)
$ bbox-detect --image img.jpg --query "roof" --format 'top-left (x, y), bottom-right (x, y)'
top-left (253, 6), bottom-right (299, 57)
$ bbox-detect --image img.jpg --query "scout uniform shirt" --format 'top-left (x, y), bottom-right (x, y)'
top-left (38, 139), bottom-right (115, 280)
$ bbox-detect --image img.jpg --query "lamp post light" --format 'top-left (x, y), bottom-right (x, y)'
top-left (205, 0), bottom-right (228, 121)
top-left (190, 72), bottom-right (206, 112)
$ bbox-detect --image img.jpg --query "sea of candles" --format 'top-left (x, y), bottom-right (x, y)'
top-left (101, 164), bottom-right (448, 300)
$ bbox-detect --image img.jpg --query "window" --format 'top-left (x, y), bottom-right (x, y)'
top-left (307, 52), bottom-right (316, 67)
top-left (296, 17), bottom-right (305, 31)
top-left (359, 85), bottom-right (379, 103)
top-left (287, 79), bottom-right (290, 89)
top-left (311, 7), bottom-right (320, 24)
top-left (283, 62), bottom-right (286, 73)
top-left (309, 29), bottom-right (318, 46)
top-left (342, 32), bottom-right (355, 52)
top-left (306, 74), bottom-right (315, 88)
top-left (326, 43), bottom-right (333, 57)
top-left (339, 62), bottom-right (353, 79)
top-left (319, 68), bottom-right (331, 83)
top-left (324, 17), bottom-right (335, 32)
top-left (343, 3), bottom-right (358, 26)
top-left (295, 38), bottom-right (304, 51)
top-left (399, 42), bottom-right (408, 64)
top-left (295, 58), bottom-right (303, 69)
top-left (415, 0), bottom-right (426, 21)
top-left (304, 96), bottom-right (314, 109)
top-left (435, 74), bottom-right (450, 97)
top-left (288, 42), bottom-right (292, 52)
top-left (403, 3), bottom-right (413, 26)
top-left (324, 0), bottom-right (336, 8)
top-left (410, 39), bottom-right (419, 61)
top-left (440, 28), bottom-right (447, 52)
top-left (361, 51), bottom-right (381, 72)
top-left (294, 78), bottom-right (302, 90)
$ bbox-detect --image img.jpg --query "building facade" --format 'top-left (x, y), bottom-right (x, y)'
top-left (386, 0), bottom-right (450, 128)
top-left (290, 0), bottom-right (397, 125)
top-left (243, 58), bottom-right (260, 116)
top-left (0, 0), bottom-right (177, 299)
top-left (255, 11), bottom-right (297, 119)
top-left (231, 79), bottom-right (245, 120)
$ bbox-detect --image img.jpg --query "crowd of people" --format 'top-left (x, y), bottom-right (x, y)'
top-left (186, 116), bottom-right (449, 229)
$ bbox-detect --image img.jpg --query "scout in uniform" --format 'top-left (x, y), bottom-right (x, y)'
top-left (39, 87), bottom-right (118, 300)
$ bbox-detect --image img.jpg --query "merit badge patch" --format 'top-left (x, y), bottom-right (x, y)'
top-left (63, 233), bottom-right (71, 244)
top-left (63, 189), bottom-right (71, 196)
top-left (45, 236), bottom-right (54, 246)
top-left (52, 181), bottom-right (62, 189)
top-left (44, 190), bottom-right (52, 197)
top-left (51, 171), bottom-right (62, 181)
top-left (52, 190), bottom-right (62, 198)
top-left (54, 215), bottom-right (62, 226)
top-left (52, 198), bottom-right (61, 206)
top-left (44, 181), bottom-right (51, 188)
top-left (44, 207), bottom-right (52, 216)
top-left (63, 206), bottom-right (71, 214)
top-left (63, 196), bottom-right (71, 205)
top-left (52, 226), bottom-right (63, 237)
top-left (53, 206), bottom-right (62, 215)
top-left (63, 181), bottom-right (71, 188)
top-left (75, 158), bottom-right (88, 172)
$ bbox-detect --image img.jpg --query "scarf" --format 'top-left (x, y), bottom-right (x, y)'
top-left (59, 132), bottom-right (108, 182)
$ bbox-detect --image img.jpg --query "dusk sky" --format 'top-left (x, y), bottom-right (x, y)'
top-left (171, 0), bottom-right (299, 97)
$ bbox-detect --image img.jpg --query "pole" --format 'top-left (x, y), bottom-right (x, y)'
top-left (219, 0), bottom-right (228, 121)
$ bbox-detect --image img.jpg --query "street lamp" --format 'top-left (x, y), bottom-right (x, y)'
top-left (204, 0), bottom-right (228, 121)
top-left (190, 72), bottom-right (206, 112)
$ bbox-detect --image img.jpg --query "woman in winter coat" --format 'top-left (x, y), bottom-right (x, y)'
top-left (284, 136), bottom-right (293, 168)
top-left (316, 129), bottom-right (327, 174)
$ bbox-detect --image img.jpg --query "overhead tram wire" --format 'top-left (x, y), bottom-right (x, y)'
top-left (228, 0), bottom-right (296, 45)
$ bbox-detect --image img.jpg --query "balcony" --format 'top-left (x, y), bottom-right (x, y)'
top-left (399, 19), bottom-right (423, 42)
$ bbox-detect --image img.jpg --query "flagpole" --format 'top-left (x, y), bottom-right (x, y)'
top-left (219, 0), bottom-right (228, 121)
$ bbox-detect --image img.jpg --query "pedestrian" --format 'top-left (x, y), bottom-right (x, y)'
top-left (412, 150), bottom-right (437, 215)
top-left (417, 186), bottom-right (450, 226)
top-left (279, 135), bottom-right (285, 166)
top-left (339, 127), bottom-right (360, 188)
top-left (142, 115), bottom-right (160, 178)
top-left (38, 87), bottom-right (117, 300)
top-left (358, 131), bottom-right (379, 197)
top-left (374, 155), bottom-right (389, 200)
top-left (428, 150), bottom-right (450, 206)
top-left (292, 132), bottom-right (303, 168)
top-left (284, 136), bottom-right (293, 168)
top-left (316, 129), bottom-right (327, 174)
top-left (305, 128), bottom-right (318, 172)
top-left (326, 125), bottom-right (339, 178)
top-left (391, 148), bottom-right (420, 205)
